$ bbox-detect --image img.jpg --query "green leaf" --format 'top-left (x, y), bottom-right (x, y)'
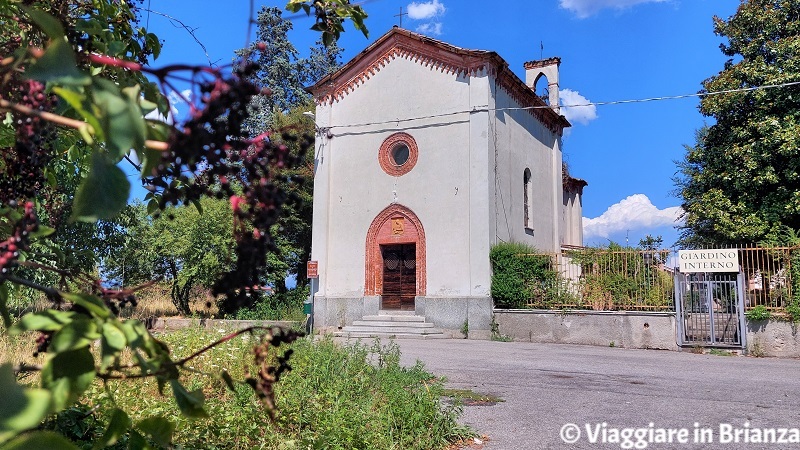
top-left (0, 364), bottom-right (52, 445)
top-left (190, 199), bottom-right (203, 215)
top-left (140, 147), bottom-right (164, 178)
top-left (220, 371), bottom-right (236, 392)
top-left (10, 310), bottom-right (77, 334)
top-left (136, 416), bottom-right (174, 447)
top-left (145, 33), bottom-right (162, 60)
top-left (169, 380), bottom-right (208, 418)
top-left (0, 283), bottom-right (11, 329)
top-left (100, 322), bottom-right (126, 371)
top-left (40, 347), bottom-right (96, 411)
top-left (126, 430), bottom-right (150, 450)
top-left (70, 151), bottom-right (130, 222)
top-left (94, 408), bottom-right (131, 449)
top-left (93, 79), bottom-right (146, 160)
top-left (108, 40), bottom-right (126, 57)
top-left (21, 7), bottom-right (65, 39)
top-left (2, 431), bottom-right (79, 450)
top-left (24, 38), bottom-right (91, 87)
top-left (29, 225), bottom-right (55, 239)
top-left (60, 292), bottom-right (110, 319)
top-left (101, 322), bottom-right (126, 350)
top-left (52, 87), bottom-right (104, 142)
top-left (49, 317), bottom-right (99, 353)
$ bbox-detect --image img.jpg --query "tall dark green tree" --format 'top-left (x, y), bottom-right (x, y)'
top-left (677, 0), bottom-right (800, 246)
top-left (236, 7), bottom-right (341, 291)
top-left (236, 6), bottom-right (342, 133)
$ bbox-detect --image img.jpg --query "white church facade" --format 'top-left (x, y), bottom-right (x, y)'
top-left (308, 28), bottom-right (585, 338)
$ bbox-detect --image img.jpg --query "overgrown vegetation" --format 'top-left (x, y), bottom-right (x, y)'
top-left (234, 286), bottom-right (308, 322)
top-left (489, 241), bottom-right (674, 311)
top-left (489, 242), bottom-right (557, 309)
top-left (745, 305), bottom-right (771, 321)
top-left (565, 242), bottom-right (673, 311)
top-left (4, 330), bottom-right (472, 449)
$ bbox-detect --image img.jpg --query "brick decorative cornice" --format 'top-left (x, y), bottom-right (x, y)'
top-left (309, 28), bottom-right (569, 134)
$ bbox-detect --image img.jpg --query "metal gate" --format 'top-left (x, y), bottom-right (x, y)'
top-left (674, 272), bottom-right (746, 347)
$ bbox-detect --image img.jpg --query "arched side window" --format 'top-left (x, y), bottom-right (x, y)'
top-left (523, 168), bottom-right (532, 229)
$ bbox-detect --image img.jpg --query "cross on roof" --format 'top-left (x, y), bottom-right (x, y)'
top-left (394, 7), bottom-right (408, 27)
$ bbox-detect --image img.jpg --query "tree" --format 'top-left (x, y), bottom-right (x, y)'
top-left (269, 104), bottom-right (317, 289)
top-left (235, 8), bottom-right (342, 290)
top-left (676, 0), bottom-right (800, 246)
top-left (0, 1), bottom-right (368, 447)
top-left (105, 198), bottom-right (235, 316)
top-left (236, 6), bottom-right (342, 133)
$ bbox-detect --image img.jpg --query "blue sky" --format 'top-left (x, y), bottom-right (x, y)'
top-left (143, 0), bottom-right (741, 248)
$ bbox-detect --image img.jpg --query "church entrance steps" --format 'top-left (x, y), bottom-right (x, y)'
top-left (333, 312), bottom-right (445, 339)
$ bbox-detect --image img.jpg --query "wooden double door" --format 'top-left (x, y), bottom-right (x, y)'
top-left (381, 244), bottom-right (416, 310)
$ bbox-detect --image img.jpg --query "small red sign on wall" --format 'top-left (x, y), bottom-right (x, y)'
top-left (307, 261), bottom-right (319, 279)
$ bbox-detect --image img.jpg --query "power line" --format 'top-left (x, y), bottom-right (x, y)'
top-left (326, 80), bottom-right (800, 130)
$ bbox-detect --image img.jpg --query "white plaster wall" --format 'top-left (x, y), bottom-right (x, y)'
top-left (311, 56), bottom-right (490, 297)
top-left (561, 191), bottom-right (583, 247)
top-left (490, 82), bottom-right (562, 253)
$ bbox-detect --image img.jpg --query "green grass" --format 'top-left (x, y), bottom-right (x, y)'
top-left (6, 328), bottom-right (472, 449)
top-left (443, 389), bottom-right (504, 406)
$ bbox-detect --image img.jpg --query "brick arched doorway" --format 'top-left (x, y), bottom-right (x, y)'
top-left (365, 204), bottom-right (426, 310)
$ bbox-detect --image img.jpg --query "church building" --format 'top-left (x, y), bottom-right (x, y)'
top-left (308, 27), bottom-right (585, 338)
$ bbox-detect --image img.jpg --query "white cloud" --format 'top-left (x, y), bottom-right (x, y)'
top-left (583, 194), bottom-right (683, 239)
top-left (559, 0), bottom-right (668, 18)
top-left (416, 22), bottom-right (443, 36)
top-left (559, 89), bottom-right (597, 125)
top-left (146, 89), bottom-right (192, 124)
top-left (407, 0), bottom-right (446, 20)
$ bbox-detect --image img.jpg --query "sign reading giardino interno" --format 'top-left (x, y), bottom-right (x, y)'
top-left (678, 249), bottom-right (740, 273)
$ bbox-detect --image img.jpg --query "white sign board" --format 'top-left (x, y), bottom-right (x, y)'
top-left (678, 249), bottom-right (739, 273)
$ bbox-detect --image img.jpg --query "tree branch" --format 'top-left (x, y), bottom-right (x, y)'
top-left (0, 98), bottom-right (169, 151)
top-left (0, 274), bottom-right (61, 299)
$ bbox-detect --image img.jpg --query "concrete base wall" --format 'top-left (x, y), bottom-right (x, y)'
top-left (312, 295), bottom-right (493, 339)
top-left (416, 296), bottom-right (493, 339)
top-left (494, 310), bottom-right (679, 350)
top-left (746, 320), bottom-right (800, 358)
top-left (312, 296), bottom-right (379, 331)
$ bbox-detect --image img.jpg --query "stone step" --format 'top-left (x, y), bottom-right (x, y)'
top-left (362, 314), bottom-right (426, 322)
top-left (334, 331), bottom-right (446, 340)
top-left (342, 325), bottom-right (439, 334)
top-left (352, 320), bottom-right (433, 328)
top-left (378, 310), bottom-right (417, 316)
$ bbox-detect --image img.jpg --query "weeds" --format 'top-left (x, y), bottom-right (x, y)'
top-left (489, 316), bottom-right (512, 342)
top-left (4, 329), bottom-right (471, 449)
top-left (443, 389), bottom-right (504, 406)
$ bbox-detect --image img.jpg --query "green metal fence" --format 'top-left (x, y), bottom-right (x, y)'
top-left (511, 246), bottom-right (800, 313)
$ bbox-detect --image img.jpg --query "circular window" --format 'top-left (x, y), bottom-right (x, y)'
top-left (379, 132), bottom-right (418, 176)
top-left (391, 143), bottom-right (410, 166)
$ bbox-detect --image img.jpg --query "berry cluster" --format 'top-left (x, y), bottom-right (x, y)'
top-left (33, 331), bottom-right (53, 358)
top-left (0, 201), bottom-right (39, 275)
top-left (0, 80), bottom-right (57, 203)
top-left (247, 327), bottom-right (303, 420)
top-left (145, 62), bottom-right (309, 311)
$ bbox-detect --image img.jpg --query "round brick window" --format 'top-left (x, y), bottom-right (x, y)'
top-left (379, 132), bottom-right (418, 176)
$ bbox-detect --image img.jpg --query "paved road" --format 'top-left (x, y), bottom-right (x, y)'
top-left (392, 339), bottom-right (800, 450)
